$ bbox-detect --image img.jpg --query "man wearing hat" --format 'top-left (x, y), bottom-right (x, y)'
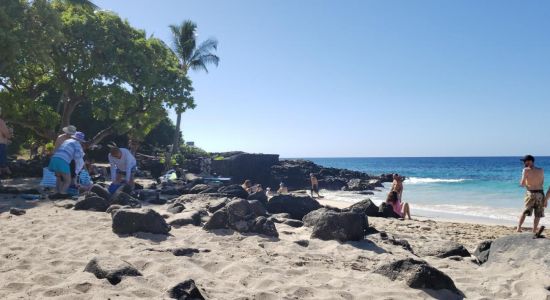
top-left (54, 125), bottom-right (77, 151)
top-left (48, 131), bottom-right (86, 199)
top-left (517, 155), bottom-right (546, 233)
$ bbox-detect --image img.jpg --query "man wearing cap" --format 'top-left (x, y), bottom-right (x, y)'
top-left (517, 155), bottom-right (546, 233)
top-left (108, 144), bottom-right (137, 189)
top-left (48, 132), bottom-right (86, 198)
top-left (54, 125), bottom-right (77, 151)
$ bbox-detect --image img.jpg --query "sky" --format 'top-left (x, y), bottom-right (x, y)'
top-left (94, 0), bottom-right (550, 157)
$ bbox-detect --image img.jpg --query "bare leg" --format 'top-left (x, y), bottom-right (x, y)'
top-left (59, 173), bottom-right (72, 194)
top-left (402, 202), bottom-right (411, 220)
top-left (533, 217), bottom-right (540, 233)
top-left (517, 213), bottom-right (527, 232)
top-left (55, 173), bottom-right (63, 193)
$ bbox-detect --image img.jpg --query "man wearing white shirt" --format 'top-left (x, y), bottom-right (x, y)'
top-left (108, 144), bottom-right (137, 188)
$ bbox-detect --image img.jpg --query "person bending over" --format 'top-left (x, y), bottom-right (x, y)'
top-left (48, 132), bottom-right (86, 198)
top-left (386, 190), bottom-right (411, 220)
top-left (108, 144), bottom-right (137, 189)
top-left (518, 155), bottom-right (546, 233)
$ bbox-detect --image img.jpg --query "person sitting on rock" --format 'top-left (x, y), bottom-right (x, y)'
top-left (386, 190), bottom-right (411, 220)
top-left (277, 182), bottom-right (289, 195)
top-left (310, 173), bottom-right (321, 198)
top-left (48, 132), bottom-right (86, 199)
top-left (108, 143), bottom-right (137, 189)
top-left (241, 179), bottom-right (252, 193)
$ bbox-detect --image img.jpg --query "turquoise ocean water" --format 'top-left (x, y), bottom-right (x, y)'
top-left (305, 157), bottom-right (550, 226)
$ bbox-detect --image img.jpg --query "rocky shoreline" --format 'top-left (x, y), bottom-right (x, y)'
top-left (1, 154), bottom-right (549, 299)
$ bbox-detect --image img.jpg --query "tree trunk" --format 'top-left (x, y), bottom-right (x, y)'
top-left (165, 109), bottom-right (182, 171)
top-left (60, 96), bottom-right (81, 129)
top-left (88, 125), bottom-right (117, 147)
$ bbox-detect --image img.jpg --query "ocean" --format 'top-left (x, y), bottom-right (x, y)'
top-left (305, 157), bottom-right (550, 226)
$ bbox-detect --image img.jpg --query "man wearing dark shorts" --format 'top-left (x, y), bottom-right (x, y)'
top-left (518, 155), bottom-right (546, 233)
top-left (310, 173), bottom-right (321, 198)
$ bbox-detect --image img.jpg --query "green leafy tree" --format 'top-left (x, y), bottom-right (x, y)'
top-left (166, 20), bottom-right (219, 169)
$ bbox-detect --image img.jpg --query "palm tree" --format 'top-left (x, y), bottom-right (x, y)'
top-left (166, 20), bottom-right (219, 170)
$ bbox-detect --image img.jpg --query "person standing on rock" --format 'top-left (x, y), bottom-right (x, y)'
top-left (48, 132), bottom-right (86, 199)
top-left (310, 173), bottom-right (322, 198)
top-left (517, 155), bottom-right (545, 233)
top-left (0, 115), bottom-right (12, 177)
top-left (108, 143), bottom-right (137, 189)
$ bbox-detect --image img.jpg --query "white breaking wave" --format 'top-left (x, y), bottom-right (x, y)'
top-left (405, 177), bottom-right (469, 184)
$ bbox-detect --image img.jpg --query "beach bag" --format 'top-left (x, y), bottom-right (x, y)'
top-left (40, 168), bottom-right (57, 188)
top-left (78, 170), bottom-right (92, 187)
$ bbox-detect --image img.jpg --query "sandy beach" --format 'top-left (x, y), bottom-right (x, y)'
top-left (1, 190), bottom-right (548, 300)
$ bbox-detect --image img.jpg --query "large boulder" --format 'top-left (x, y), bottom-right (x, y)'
top-left (302, 208), bottom-right (336, 227)
top-left (250, 216), bottom-right (279, 238)
top-left (112, 208), bottom-right (171, 235)
top-left (248, 200), bottom-right (267, 217)
top-left (207, 199), bottom-right (228, 213)
top-left (203, 209), bottom-right (229, 230)
top-left (167, 203), bottom-right (186, 214)
top-left (168, 279), bottom-right (205, 300)
top-left (486, 233), bottom-right (550, 270)
top-left (310, 210), bottom-right (368, 242)
top-left (473, 240), bottom-right (492, 264)
top-left (374, 258), bottom-right (460, 293)
top-left (347, 199), bottom-right (379, 217)
top-left (416, 241), bottom-right (471, 258)
top-left (226, 199), bottom-right (254, 223)
top-left (266, 194), bottom-right (322, 220)
top-left (90, 184), bottom-right (111, 201)
top-left (218, 184), bottom-right (249, 199)
top-left (74, 196), bottom-right (110, 212)
top-left (318, 177), bottom-right (347, 190)
top-left (84, 256), bottom-right (142, 285)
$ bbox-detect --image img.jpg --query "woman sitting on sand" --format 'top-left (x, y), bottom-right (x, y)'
top-left (241, 179), bottom-right (252, 193)
top-left (386, 190), bottom-right (411, 220)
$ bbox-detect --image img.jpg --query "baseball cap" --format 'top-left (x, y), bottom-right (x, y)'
top-left (520, 155), bottom-right (535, 162)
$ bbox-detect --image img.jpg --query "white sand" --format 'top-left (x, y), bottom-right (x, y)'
top-left (0, 195), bottom-right (548, 299)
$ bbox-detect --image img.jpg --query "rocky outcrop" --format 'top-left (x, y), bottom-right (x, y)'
top-left (84, 256), bottom-right (142, 285)
top-left (416, 241), bottom-right (471, 258)
top-left (167, 279), bottom-right (205, 300)
top-left (112, 208), bottom-right (171, 235)
top-left (310, 210), bottom-right (368, 242)
top-left (211, 153), bottom-right (279, 185)
top-left (374, 258), bottom-right (460, 294)
top-left (302, 208), bottom-right (336, 227)
top-left (266, 194), bottom-right (322, 220)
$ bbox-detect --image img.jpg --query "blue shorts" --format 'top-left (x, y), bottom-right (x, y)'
top-left (48, 157), bottom-right (71, 174)
top-left (0, 143), bottom-right (6, 168)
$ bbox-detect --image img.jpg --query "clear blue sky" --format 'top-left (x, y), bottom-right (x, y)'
top-left (95, 0), bottom-right (550, 157)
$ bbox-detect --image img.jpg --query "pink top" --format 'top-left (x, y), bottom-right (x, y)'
top-left (392, 200), bottom-right (403, 217)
